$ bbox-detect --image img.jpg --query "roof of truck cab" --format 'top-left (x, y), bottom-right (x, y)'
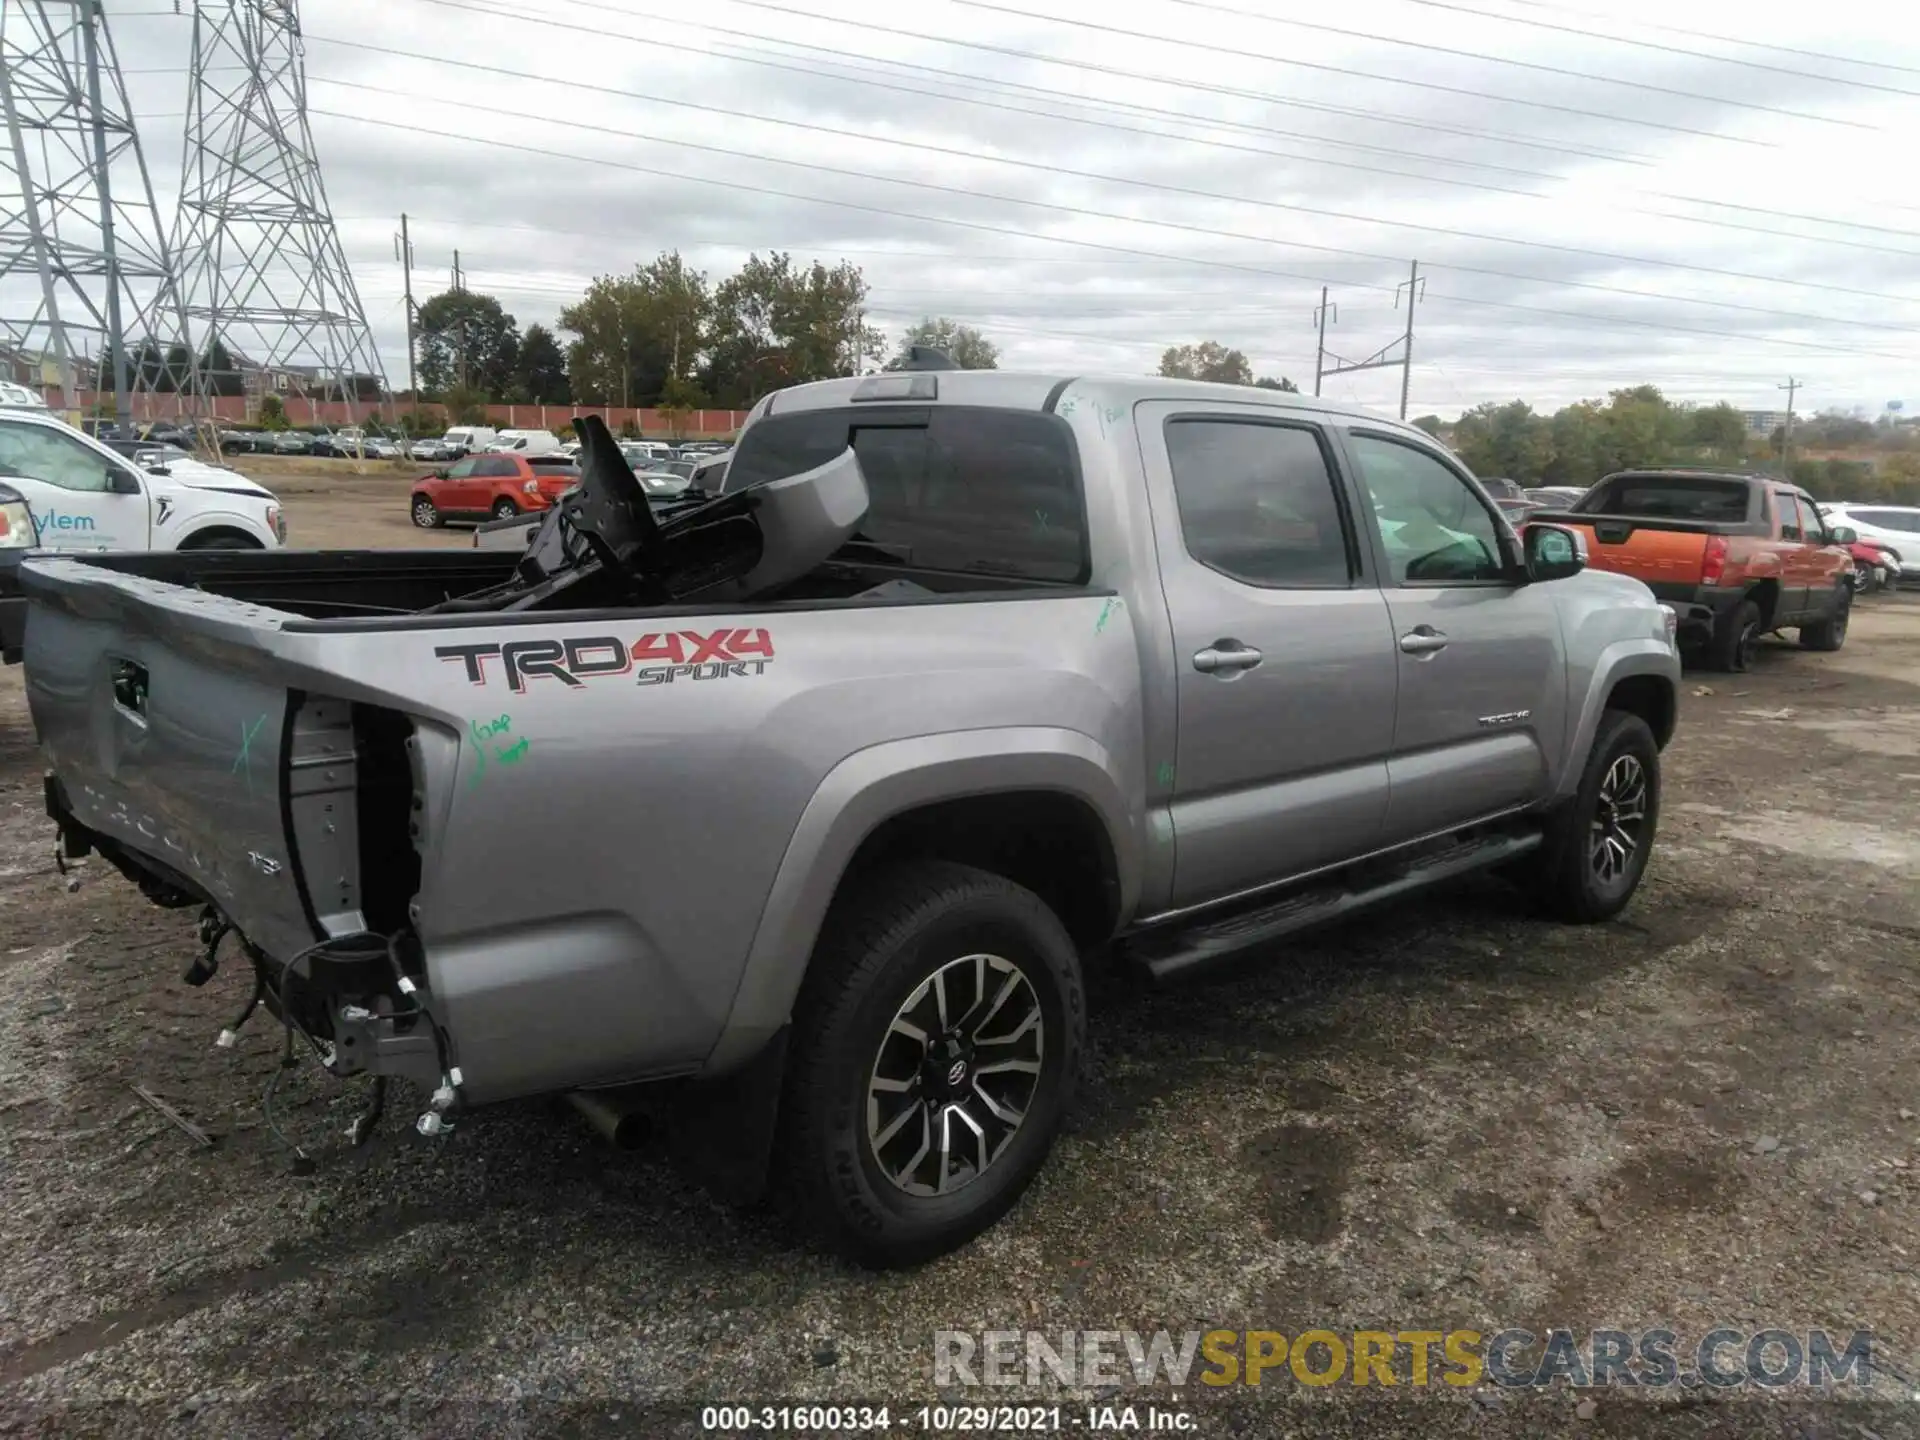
top-left (757, 371), bottom-right (1437, 440)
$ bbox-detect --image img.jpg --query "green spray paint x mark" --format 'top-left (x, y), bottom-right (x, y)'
top-left (1157, 761), bottom-right (1176, 788)
top-left (1094, 598), bottom-right (1120, 634)
top-left (231, 714), bottom-right (267, 797)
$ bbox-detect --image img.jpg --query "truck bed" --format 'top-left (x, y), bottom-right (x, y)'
top-left (1527, 510), bottom-right (1736, 589)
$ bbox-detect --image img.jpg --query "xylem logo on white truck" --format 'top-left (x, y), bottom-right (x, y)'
top-left (33, 510), bottom-right (96, 536)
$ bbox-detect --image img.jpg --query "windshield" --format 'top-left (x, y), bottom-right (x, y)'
top-left (724, 405), bottom-right (1087, 582)
top-left (1576, 475), bottom-right (1752, 523)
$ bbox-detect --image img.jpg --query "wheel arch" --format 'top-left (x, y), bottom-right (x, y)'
top-left (1554, 640), bottom-right (1681, 800)
top-left (1745, 577), bottom-right (1782, 630)
top-left (176, 524), bottom-right (263, 550)
top-left (702, 728), bottom-right (1139, 1076)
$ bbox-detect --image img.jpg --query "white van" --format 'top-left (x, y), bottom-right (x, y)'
top-left (440, 425), bottom-right (497, 458)
top-left (486, 428), bottom-right (563, 457)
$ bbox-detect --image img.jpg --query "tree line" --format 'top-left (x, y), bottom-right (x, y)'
top-left (1422, 387), bottom-right (1920, 503)
top-left (406, 253), bottom-right (1008, 418)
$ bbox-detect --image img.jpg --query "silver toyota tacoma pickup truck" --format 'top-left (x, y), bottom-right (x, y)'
top-left (15, 368), bottom-right (1680, 1266)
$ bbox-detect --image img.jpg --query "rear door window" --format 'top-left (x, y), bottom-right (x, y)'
top-left (723, 406), bottom-right (1086, 582)
top-left (1164, 418), bottom-right (1353, 587)
top-left (1773, 493), bottom-right (1804, 540)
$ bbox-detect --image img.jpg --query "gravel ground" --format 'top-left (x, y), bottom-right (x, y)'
top-left (3, 485), bottom-right (1920, 1437)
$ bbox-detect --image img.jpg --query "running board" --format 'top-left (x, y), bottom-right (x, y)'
top-left (1124, 829), bottom-right (1544, 985)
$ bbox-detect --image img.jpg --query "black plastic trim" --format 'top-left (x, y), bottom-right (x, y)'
top-left (277, 689), bottom-right (326, 941)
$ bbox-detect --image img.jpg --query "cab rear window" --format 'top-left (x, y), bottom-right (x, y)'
top-left (1577, 476), bottom-right (1753, 523)
top-left (724, 406), bottom-right (1087, 583)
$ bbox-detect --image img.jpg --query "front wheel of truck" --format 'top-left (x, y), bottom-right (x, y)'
top-left (780, 860), bottom-right (1085, 1268)
top-left (1522, 709), bottom-right (1661, 924)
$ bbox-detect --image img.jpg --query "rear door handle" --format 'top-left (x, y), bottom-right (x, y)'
top-left (1399, 627), bottom-right (1449, 656)
top-left (1193, 642), bottom-right (1263, 674)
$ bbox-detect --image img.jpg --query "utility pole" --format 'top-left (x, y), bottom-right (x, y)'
top-left (1311, 286), bottom-right (1335, 398)
top-left (451, 249), bottom-right (463, 292)
top-left (1397, 260), bottom-right (1421, 421)
top-left (1779, 376), bottom-right (1801, 474)
top-left (456, 317), bottom-right (467, 391)
top-left (394, 214), bottom-right (416, 410)
top-left (78, 0), bottom-right (127, 428)
top-left (1314, 260), bottom-right (1422, 416)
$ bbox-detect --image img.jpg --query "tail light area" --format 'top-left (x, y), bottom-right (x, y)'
top-left (1702, 535), bottom-right (1730, 586)
top-left (352, 701), bottom-right (424, 962)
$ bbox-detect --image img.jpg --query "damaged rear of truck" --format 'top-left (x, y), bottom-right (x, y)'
top-left (23, 377), bottom-right (1145, 1263)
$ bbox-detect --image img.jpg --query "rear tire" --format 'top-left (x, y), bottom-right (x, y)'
top-left (411, 495), bottom-right (441, 529)
top-left (491, 497), bottom-right (519, 520)
top-left (1522, 710), bottom-right (1661, 924)
top-left (1707, 598), bottom-right (1762, 673)
top-left (1800, 585), bottom-right (1850, 651)
top-left (778, 860), bottom-right (1085, 1268)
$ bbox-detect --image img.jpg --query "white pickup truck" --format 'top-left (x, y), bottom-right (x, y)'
top-left (0, 396), bottom-right (286, 660)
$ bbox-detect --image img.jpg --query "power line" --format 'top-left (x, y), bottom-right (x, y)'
top-left (303, 70), bottom-right (1920, 328)
top-left (438, 0), bottom-right (1656, 169)
top-left (1491, 0), bottom-right (1920, 80)
top-left (338, 15), bottom-right (1920, 254)
top-left (1155, 0), bottom-right (1897, 113)
top-left (1381, 0), bottom-right (1920, 95)
top-left (305, 107), bottom-right (1920, 363)
top-left (927, 0), bottom-right (1820, 142)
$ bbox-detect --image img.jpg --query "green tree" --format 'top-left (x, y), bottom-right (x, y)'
top-left (1688, 402), bottom-right (1747, 461)
top-left (441, 383), bottom-right (488, 425)
top-left (1411, 414), bottom-right (1445, 437)
top-left (888, 317), bottom-right (999, 371)
top-left (1253, 375), bottom-right (1299, 391)
top-left (1159, 341), bottom-right (1253, 385)
top-left (561, 251), bottom-right (711, 408)
top-left (515, 323), bottom-right (570, 403)
top-left (201, 338), bottom-right (245, 397)
top-left (699, 251), bottom-right (884, 406)
top-left (1452, 400), bottom-right (1550, 482)
top-left (257, 393), bottom-right (287, 431)
top-left (416, 289), bottom-right (520, 398)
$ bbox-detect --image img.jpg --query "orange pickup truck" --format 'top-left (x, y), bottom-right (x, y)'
top-left (1532, 469), bottom-right (1857, 672)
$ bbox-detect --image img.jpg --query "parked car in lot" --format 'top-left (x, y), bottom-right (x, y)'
top-left (1817, 503), bottom-right (1920, 584)
top-left (12, 373), bottom-right (1681, 1264)
top-left (410, 451), bottom-right (580, 526)
top-left (216, 427), bottom-right (268, 454)
top-left (268, 430), bottom-right (312, 455)
top-left (1841, 537), bottom-right (1900, 593)
top-left (1526, 486), bottom-right (1587, 509)
top-left (486, 428), bottom-right (565, 457)
top-left (439, 425), bottom-right (497, 458)
top-left (0, 404), bottom-right (284, 659)
top-left (1535, 469), bottom-right (1855, 671)
top-left (689, 447), bottom-right (731, 493)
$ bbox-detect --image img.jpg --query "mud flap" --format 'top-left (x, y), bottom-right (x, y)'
top-left (656, 1026), bottom-right (791, 1207)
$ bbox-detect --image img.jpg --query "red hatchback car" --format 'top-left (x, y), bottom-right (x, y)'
top-left (410, 453), bottom-right (578, 527)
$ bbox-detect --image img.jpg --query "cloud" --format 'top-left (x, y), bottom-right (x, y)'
top-left (6, 0), bottom-right (1915, 416)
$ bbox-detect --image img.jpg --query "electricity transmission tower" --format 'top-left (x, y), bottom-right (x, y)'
top-left (0, 0), bottom-right (198, 425)
top-left (1313, 261), bottom-right (1424, 419)
top-left (172, 0), bottom-right (385, 416)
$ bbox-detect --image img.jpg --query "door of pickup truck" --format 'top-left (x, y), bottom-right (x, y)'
top-left (1136, 403), bottom-right (1398, 908)
top-left (1769, 489), bottom-right (1815, 616)
top-left (1339, 428), bottom-right (1564, 842)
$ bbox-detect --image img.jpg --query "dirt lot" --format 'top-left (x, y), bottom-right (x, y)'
top-left (3, 477), bottom-right (1920, 1436)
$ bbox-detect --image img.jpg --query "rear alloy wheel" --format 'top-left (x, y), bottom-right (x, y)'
top-left (1853, 561), bottom-right (1875, 593)
top-left (411, 496), bottom-right (440, 529)
top-left (491, 497), bottom-right (520, 521)
top-left (780, 860), bottom-right (1084, 1268)
top-left (1800, 585), bottom-right (1850, 652)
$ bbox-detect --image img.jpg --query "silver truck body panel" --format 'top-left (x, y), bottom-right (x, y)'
top-left (22, 370), bottom-right (1680, 1104)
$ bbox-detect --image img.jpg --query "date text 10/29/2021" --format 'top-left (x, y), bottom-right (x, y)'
top-left (700, 1407), bottom-right (1195, 1432)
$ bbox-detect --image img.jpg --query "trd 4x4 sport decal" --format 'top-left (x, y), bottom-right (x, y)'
top-left (435, 628), bottom-right (775, 694)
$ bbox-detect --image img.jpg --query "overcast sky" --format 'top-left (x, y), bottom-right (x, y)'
top-left (38, 0), bottom-right (1920, 415)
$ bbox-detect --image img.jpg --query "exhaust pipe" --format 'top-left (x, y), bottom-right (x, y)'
top-left (566, 1089), bottom-right (652, 1151)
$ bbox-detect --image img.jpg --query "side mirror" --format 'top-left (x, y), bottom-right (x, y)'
top-left (108, 466), bottom-right (143, 495)
top-left (1524, 522), bottom-right (1586, 582)
top-left (1829, 525), bottom-right (1858, 545)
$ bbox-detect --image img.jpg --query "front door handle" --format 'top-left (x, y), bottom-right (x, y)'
top-left (1399, 626), bottom-right (1449, 655)
top-left (1193, 642), bottom-right (1264, 674)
